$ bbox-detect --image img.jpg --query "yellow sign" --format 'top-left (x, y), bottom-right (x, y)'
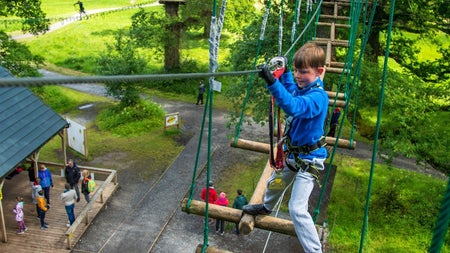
top-left (164, 112), bottom-right (180, 129)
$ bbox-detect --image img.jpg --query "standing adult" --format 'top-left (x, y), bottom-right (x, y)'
top-left (38, 164), bottom-right (53, 205)
top-left (65, 159), bottom-right (81, 202)
top-left (73, 1), bottom-right (89, 20)
top-left (27, 164), bottom-right (36, 200)
top-left (232, 189), bottom-right (248, 234)
top-left (200, 181), bottom-right (218, 224)
top-left (61, 183), bottom-right (77, 227)
top-left (327, 108), bottom-right (341, 137)
top-left (196, 80), bottom-right (205, 105)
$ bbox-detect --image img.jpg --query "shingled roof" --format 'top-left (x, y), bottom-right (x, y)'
top-left (0, 67), bottom-right (68, 178)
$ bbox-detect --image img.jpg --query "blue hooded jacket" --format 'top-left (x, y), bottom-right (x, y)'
top-left (38, 167), bottom-right (53, 188)
top-left (267, 71), bottom-right (329, 160)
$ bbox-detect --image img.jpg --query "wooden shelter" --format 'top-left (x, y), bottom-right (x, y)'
top-left (0, 66), bottom-right (69, 242)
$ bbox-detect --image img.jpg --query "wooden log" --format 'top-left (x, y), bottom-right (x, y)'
top-left (195, 244), bottom-right (233, 253)
top-left (230, 137), bottom-right (355, 153)
top-left (238, 159), bottom-right (274, 235)
top-left (326, 90), bottom-right (346, 100)
top-left (330, 99), bottom-right (346, 107)
top-left (181, 199), bottom-right (296, 237)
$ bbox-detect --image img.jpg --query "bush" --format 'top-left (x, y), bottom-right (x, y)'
top-left (96, 100), bottom-right (165, 136)
top-left (31, 86), bottom-right (78, 113)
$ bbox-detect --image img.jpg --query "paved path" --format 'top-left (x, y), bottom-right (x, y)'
top-left (11, 3), bottom-right (160, 41)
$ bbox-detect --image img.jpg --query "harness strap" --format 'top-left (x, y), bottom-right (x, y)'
top-left (285, 157), bottom-right (322, 188)
top-left (286, 136), bottom-right (327, 154)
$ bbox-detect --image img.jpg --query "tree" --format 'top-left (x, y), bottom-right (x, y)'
top-left (96, 31), bottom-right (147, 107)
top-left (0, 0), bottom-right (49, 34)
top-left (0, 31), bottom-right (43, 77)
top-left (366, 0), bottom-right (446, 61)
top-left (130, 0), bottom-right (256, 72)
top-left (0, 0), bottom-right (48, 77)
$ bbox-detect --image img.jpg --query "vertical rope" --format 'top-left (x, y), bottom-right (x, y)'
top-left (232, 0), bottom-right (272, 145)
top-left (429, 177), bottom-right (450, 253)
top-left (359, 0), bottom-right (396, 251)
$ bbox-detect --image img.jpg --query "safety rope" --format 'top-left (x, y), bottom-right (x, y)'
top-left (313, 0), bottom-right (372, 222)
top-left (232, 0), bottom-right (272, 146)
top-left (359, 0), bottom-right (395, 251)
top-left (429, 177), bottom-right (450, 253)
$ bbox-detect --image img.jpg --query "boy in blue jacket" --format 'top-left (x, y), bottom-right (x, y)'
top-left (243, 42), bottom-right (329, 253)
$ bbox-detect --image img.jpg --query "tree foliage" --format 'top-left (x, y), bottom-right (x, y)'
top-left (0, 31), bottom-right (43, 77)
top-left (129, 0), bottom-right (257, 71)
top-left (96, 31), bottom-right (147, 107)
top-left (0, 0), bottom-right (49, 34)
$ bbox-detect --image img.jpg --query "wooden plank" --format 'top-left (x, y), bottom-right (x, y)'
top-left (230, 136), bottom-right (355, 153)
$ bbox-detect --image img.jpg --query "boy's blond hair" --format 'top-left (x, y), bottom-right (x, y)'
top-left (293, 42), bottom-right (325, 69)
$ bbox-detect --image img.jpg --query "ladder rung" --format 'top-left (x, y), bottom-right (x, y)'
top-left (322, 1), bottom-right (351, 7)
top-left (330, 61), bottom-right (348, 68)
top-left (326, 67), bottom-right (350, 74)
top-left (316, 22), bottom-right (351, 29)
top-left (327, 91), bottom-right (346, 100)
top-left (314, 38), bottom-right (349, 47)
top-left (320, 14), bottom-right (350, 21)
top-left (329, 99), bottom-right (346, 108)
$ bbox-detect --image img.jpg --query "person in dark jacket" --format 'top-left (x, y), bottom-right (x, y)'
top-left (65, 159), bottom-right (81, 202)
top-left (232, 189), bottom-right (248, 234)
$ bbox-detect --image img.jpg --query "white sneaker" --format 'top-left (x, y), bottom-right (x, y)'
top-left (66, 224), bottom-right (70, 227)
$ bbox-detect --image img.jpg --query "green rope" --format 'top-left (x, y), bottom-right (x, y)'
top-left (232, 0), bottom-right (272, 145)
top-left (359, 0), bottom-right (396, 251)
top-left (429, 177), bottom-right (450, 253)
top-left (313, 0), bottom-right (367, 222)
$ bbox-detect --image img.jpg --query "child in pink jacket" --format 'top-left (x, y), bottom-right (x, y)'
top-left (214, 192), bottom-right (229, 235)
top-left (13, 196), bottom-right (27, 234)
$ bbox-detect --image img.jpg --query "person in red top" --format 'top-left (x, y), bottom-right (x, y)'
top-left (200, 181), bottom-right (218, 224)
top-left (214, 192), bottom-right (229, 235)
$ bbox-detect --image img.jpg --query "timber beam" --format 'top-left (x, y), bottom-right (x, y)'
top-left (230, 137), bottom-right (355, 153)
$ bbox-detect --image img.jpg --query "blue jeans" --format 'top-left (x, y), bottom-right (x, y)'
top-left (83, 192), bottom-right (90, 203)
top-left (263, 157), bottom-right (325, 253)
top-left (38, 209), bottom-right (46, 227)
top-left (215, 219), bottom-right (225, 233)
top-left (65, 204), bottom-right (75, 225)
top-left (42, 186), bottom-right (50, 204)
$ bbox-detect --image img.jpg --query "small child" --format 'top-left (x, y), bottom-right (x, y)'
top-left (214, 192), bottom-right (229, 235)
top-left (12, 196), bottom-right (27, 234)
top-left (32, 180), bottom-right (42, 218)
top-left (36, 190), bottom-right (49, 230)
top-left (81, 169), bottom-right (91, 203)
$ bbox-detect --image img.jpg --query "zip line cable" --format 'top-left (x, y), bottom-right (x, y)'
top-left (0, 70), bottom-right (258, 87)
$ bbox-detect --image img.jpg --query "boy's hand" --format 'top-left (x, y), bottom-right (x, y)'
top-left (257, 64), bottom-right (276, 85)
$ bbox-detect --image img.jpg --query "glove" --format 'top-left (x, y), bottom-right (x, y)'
top-left (258, 64), bottom-right (276, 85)
top-left (269, 56), bottom-right (287, 79)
